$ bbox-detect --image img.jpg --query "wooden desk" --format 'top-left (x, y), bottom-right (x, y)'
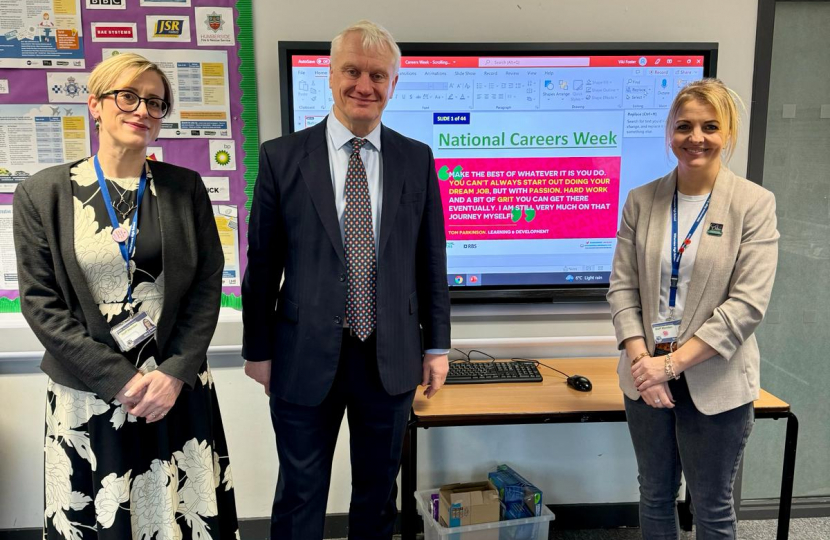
top-left (400, 358), bottom-right (798, 540)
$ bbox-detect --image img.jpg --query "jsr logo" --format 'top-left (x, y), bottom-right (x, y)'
top-left (154, 20), bottom-right (183, 37)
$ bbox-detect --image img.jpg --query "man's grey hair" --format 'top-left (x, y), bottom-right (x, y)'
top-left (330, 20), bottom-right (401, 74)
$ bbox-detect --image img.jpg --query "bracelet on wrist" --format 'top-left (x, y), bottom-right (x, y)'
top-left (664, 353), bottom-right (680, 380)
top-left (631, 351), bottom-right (649, 365)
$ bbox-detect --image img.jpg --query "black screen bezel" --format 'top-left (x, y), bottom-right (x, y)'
top-left (278, 41), bottom-right (719, 304)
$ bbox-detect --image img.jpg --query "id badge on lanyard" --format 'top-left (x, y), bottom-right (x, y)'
top-left (652, 189), bottom-right (711, 347)
top-left (93, 155), bottom-right (157, 352)
top-left (651, 320), bottom-right (680, 345)
top-left (111, 311), bottom-right (158, 352)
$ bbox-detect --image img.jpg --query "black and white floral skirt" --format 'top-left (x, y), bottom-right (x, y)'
top-left (43, 361), bottom-right (239, 540)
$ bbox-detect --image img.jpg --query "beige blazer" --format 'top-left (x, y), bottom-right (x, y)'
top-left (607, 167), bottom-right (779, 415)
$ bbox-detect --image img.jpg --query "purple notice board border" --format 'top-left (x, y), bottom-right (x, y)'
top-left (0, 0), bottom-right (258, 312)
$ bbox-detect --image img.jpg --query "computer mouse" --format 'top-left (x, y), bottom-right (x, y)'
top-left (567, 375), bottom-right (592, 392)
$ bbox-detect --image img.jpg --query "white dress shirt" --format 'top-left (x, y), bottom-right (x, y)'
top-left (326, 112), bottom-right (448, 356)
top-left (326, 110), bottom-right (383, 252)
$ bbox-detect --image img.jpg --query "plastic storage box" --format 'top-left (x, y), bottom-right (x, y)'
top-left (415, 489), bottom-right (555, 540)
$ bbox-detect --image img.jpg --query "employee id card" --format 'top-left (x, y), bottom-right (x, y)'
top-left (651, 320), bottom-right (680, 345)
top-left (110, 311), bottom-right (157, 352)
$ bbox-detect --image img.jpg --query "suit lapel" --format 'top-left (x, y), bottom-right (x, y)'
top-left (378, 125), bottom-right (405, 258)
top-left (643, 170), bottom-right (676, 323)
top-left (298, 119), bottom-right (346, 266)
top-left (680, 167), bottom-right (735, 335)
top-left (147, 160), bottom-right (178, 331)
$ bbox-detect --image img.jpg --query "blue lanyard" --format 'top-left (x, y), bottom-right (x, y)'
top-left (669, 189), bottom-right (711, 311)
top-left (93, 155), bottom-right (147, 305)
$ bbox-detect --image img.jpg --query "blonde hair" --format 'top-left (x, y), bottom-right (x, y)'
top-left (88, 52), bottom-right (173, 111)
top-left (330, 20), bottom-right (401, 74)
top-left (665, 78), bottom-right (744, 162)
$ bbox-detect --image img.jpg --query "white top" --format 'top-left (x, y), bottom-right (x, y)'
top-left (658, 191), bottom-right (710, 322)
top-left (325, 109), bottom-right (383, 253)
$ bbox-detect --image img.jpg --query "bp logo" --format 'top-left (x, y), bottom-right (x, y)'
top-left (205, 11), bottom-right (224, 32)
top-left (437, 165), bottom-right (463, 181)
top-left (214, 150), bottom-right (231, 167)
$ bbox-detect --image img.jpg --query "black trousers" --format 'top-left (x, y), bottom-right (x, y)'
top-left (269, 330), bottom-right (416, 540)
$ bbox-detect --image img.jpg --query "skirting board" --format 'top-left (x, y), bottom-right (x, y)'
top-left (3, 498), bottom-right (828, 539)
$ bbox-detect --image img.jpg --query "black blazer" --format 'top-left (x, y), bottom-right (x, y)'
top-left (13, 159), bottom-right (224, 403)
top-left (242, 118), bottom-right (451, 406)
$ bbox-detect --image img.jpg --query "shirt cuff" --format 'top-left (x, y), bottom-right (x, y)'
top-left (425, 349), bottom-right (450, 355)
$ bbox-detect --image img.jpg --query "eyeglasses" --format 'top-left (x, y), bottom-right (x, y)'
top-left (102, 89), bottom-right (169, 119)
top-left (451, 348), bottom-right (496, 364)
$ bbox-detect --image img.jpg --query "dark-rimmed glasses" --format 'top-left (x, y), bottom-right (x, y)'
top-left (102, 89), bottom-right (169, 119)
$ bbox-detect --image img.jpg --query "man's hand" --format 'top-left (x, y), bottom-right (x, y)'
top-left (126, 371), bottom-right (184, 423)
top-left (421, 353), bottom-right (449, 399)
top-left (244, 359), bottom-right (272, 396)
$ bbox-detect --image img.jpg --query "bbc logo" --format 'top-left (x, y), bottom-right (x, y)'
top-left (88, 0), bottom-right (125, 5)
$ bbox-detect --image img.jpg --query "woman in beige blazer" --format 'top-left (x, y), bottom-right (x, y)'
top-left (607, 79), bottom-right (779, 539)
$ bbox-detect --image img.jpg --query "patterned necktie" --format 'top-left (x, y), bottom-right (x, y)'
top-left (344, 138), bottom-right (377, 340)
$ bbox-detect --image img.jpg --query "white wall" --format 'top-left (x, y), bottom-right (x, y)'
top-left (0, 0), bottom-right (760, 528)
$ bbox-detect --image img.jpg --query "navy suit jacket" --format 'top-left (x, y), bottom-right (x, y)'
top-left (241, 118), bottom-right (451, 406)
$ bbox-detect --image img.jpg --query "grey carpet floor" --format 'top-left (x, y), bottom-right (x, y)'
top-left (735, 518), bottom-right (830, 540)
top-left (389, 517), bottom-right (830, 540)
top-left (548, 518), bottom-right (829, 539)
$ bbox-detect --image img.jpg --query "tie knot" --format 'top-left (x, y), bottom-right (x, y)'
top-left (350, 138), bottom-right (368, 153)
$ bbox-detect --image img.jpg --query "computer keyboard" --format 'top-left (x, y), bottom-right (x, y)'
top-left (445, 361), bottom-right (543, 384)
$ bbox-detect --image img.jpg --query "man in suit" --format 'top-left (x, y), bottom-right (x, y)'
top-left (241, 20), bottom-right (451, 540)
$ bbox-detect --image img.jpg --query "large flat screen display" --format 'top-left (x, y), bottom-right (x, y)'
top-left (279, 43), bottom-right (717, 302)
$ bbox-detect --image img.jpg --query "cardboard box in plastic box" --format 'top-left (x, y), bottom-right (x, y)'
top-left (416, 488), bottom-right (555, 540)
top-left (439, 481), bottom-right (501, 527)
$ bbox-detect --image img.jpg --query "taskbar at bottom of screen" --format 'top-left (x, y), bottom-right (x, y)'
top-left (447, 271), bottom-right (611, 287)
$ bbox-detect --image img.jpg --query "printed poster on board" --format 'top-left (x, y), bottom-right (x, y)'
top-left (0, 0), bottom-right (85, 69)
top-left (102, 48), bottom-right (232, 139)
top-left (0, 104), bottom-right (91, 192)
top-left (195, 7), bottom-right (234, 46)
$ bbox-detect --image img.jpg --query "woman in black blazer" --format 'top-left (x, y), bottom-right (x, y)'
top-left (14, 53), bottom-right (238, 539)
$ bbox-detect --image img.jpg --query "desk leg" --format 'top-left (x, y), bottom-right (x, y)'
top-left (776, 412), bottom-right (799, 540)
top-left (401, 417), bottom-right (418, 540)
